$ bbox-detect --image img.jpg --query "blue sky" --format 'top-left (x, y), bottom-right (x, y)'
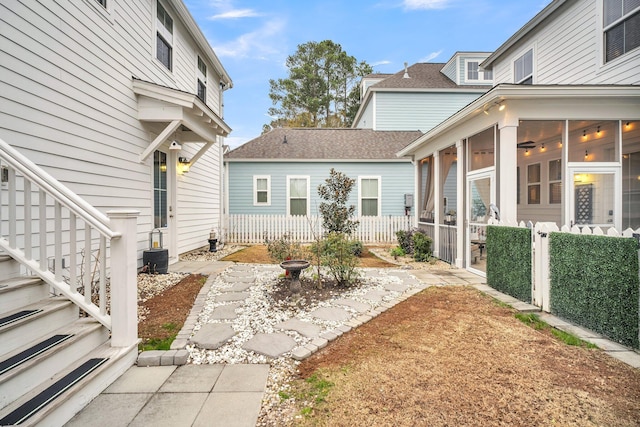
top-left (184, 0), bottom-right (549, 149)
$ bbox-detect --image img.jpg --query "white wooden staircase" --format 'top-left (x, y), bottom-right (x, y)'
top-left (0, 139), bottom-right (139, 426)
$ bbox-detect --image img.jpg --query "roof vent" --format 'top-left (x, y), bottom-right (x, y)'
top-left (403, 62), bottom-right (410, 79)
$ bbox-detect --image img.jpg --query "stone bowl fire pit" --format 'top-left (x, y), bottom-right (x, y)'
top-left (279, 260), bottom-right (310, 294)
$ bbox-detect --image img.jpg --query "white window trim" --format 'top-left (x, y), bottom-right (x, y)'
top-left (197, 55), bottom-right (207, 102)
top-left (599, 0), bottom-right (640, 66)
top-left (512, 45), bottom-right (535, 84)
top-left (84, 0), bottom-right (115, 23)
top-left (154, 0), bottom-right (174, 73)
top-left (548, 158), bottom-right (562, 204)
top-left (464, 59), bottom-right (493, 84)
top-left (286, 175), bottom-right (310, 216)
top-left (253, 175), bottom-right (271, 206)
top-left (358, 176), bottom-right (382, 217)
top-left (527, 162), bottom-right (541, 205)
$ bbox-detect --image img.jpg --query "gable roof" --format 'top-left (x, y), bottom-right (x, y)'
top-left (371, 63), bottom-right (490, 90)
top-left (225, 128), bottom-right (422, 161)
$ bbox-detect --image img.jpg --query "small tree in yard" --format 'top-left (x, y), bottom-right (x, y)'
top-left (318, 168), bottom-right (358, 235)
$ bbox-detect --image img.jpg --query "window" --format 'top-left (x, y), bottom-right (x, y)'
top-left (483, 68), bottom-right (493, 80)
top-left (604, 0), bottom-right (640, 62)
top-left (287, 176), bottom-right (309, 216)
top-left (197, 56), bottom-right (207, 102)
top-left (156, 1), bottom-right (173, 71)
top-left (549, 159), bottom-right (562, 204)
top-left (527, 163), bottom-right (541, 204)
top-left (467, 61), bottom-right (479, 80)
top-left (359, 177), bottom-right (380, 216)
top-left (153, 151), bottom-right (167, 228)
top-left (253, 175), bottom-right (270, 206)
top-left (514, 48), bottom-right (533, 84)
top-left (95, 0), bottom-right (106, 7)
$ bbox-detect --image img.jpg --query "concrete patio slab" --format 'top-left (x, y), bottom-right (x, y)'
top-left (309, 306), bottom-right (352, 322)
top-left (64, 393), bottom-right (152, 427)
top-left (213, 364), bottom-right (270, 392)
top-left (104, 366), bottom-right (176, 393)
top-left (194, 392), bottom-right (264, 427)
top-left (241, 333), bottom-right (297, 358)
top-left (333, 298), bottom-right (371, 313)
top-left (159, 365), bottom-right (225, 392)
top-left (276, 318), bottom-right (322, 337)
top-left (210, 303), bottom-right (242, 320)
top-left (129, 392), bottom-right (207, 427)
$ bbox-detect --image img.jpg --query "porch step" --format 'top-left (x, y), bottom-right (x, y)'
top-left (0, 277), bottom-right (48, 314)
top-left (0, 342), bottom-right (138, 427)
top-left (0, 319), bottom-right (108, 410)
top-left (0, 298), bottom-right (79, 359)
top-left (0, 255), bottom-right (20, 281)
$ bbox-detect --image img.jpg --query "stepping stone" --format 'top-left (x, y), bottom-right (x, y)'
top-left (309, 307), bottom-right (351, 322)
top-left (226, 270), bottom-right (254, 278)
top-left (226, 276), bottom-right (255, 284)
top-left (230, 265), bottom-right (253, 272)
top-left (361, 289), bottom-right (389, 302)
top-left (242, 333), bottom-right (296, 358)
top-left (210, 303), bottom-right (242, 320)
top-left (387, 272), bottom-right (420, 286)
top-left (216, 292), bottom-right (249, 302)
top-left (275, 319), bottom-right (322, 338)
top-left (227, 282), bottom-right (253, 292)
top-left (333, 298), bottom-right (371, 313)
top-left (363, 270), bottom-right (382, 278)
top-left (190, 323), bottom-right (236, 349)
top-left (383, 282), bottom-right (409, 293)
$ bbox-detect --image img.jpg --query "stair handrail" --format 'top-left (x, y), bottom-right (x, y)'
top-left (0, 138), bottom-right (119, 240)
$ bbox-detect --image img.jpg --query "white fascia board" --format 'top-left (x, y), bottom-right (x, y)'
top-left (396, 84), bottom-right (640, 157)
top-left (371, 87), bottom-right (490, 94)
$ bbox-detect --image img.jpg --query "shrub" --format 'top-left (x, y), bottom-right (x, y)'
top-left (318, 168), bottom-right (359, 235)
top-left (265, 233), bottom-right (307, 263)
top-left (396, 229), bottom-right (413, 254)
top-left (350, 240), bottom-right (363, 257)
top-left (486, 225), bottom-right (532, 303)
top-left (320, 232), bottom-right (360, 286)
top-left (390, 246), bottom-right (405, 258)
top-left (412, 232), bottom-right (432, 262)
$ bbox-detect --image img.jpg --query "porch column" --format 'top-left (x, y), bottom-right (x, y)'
top-left (433, 151), bottom-right (441, 259)
top-left (498, 121), bottom-right (518, 223)
top-left (455, 139), bottom-right (464, 268)
top-left (108, 210), bottom-right (140, 348)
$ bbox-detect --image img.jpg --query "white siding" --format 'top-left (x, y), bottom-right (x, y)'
top-left (492, 0), bottom-right (640, 85)
top-left (0, 0), bottom-right (226, 260)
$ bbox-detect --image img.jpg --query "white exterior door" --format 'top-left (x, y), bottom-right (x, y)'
top-left (466, 170), bottom-right (494, 275)
top-left (566, 165), bottom-right (621, 230)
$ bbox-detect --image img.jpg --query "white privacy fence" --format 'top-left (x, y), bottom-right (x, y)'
top-left (225, 214), bottom-right (413, 244)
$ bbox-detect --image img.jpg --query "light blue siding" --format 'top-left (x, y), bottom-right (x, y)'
top-left (356, 101), bottom-right (374, 129)
top-left (441, 59), bottom-right (458, 83)
top-left (228, 161), bottom-right (415, 216)
top-left (376, 92), bottom-right (483, 132)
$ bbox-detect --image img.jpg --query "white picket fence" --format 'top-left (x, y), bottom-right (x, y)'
top-left (225, 214), bottom-right (413, 244)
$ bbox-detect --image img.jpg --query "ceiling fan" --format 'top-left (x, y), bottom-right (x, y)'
top-left (517, 140), bottom-right (536, 149)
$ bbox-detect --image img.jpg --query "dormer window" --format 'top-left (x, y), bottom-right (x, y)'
top-left (465, 60), bottom-right (493, 83)
top-left (156, 1), bottom-right (173, 71)
top-left (514, 48), bottom-right (533, 84)
top-left (197, 56), bottom-right (207, 102)
top-left (604, 0), bottom-right (640, 63)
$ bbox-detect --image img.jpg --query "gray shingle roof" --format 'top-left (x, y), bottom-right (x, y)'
top-left (225, 128), bottom-right (423, 160)
top-left (371, 63), bottom-right (489, 90)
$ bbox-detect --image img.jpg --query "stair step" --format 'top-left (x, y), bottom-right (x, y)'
top-left (0, 299), bottom-right (78, 358)
top-left (0, 310), bottom-right (42, 328)
top-left (0, 342), bottom-right (138, 427)
top-left (0, 358), bottom-right (108, 425)
top-left (0, 277), bottom-right (48, 313)
top-left (0, 319), bottom-right (108, 410)
top-left (0, 334), bottom-right (73, 376)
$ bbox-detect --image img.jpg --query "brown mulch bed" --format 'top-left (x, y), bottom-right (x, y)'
top-left (285, 286), bottom-right (640, 427)
top-left (138, 274), bottom-right (206, 344)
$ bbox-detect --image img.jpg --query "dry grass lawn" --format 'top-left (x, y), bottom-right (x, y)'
top-left (282, 287), bottom-right (640, 427)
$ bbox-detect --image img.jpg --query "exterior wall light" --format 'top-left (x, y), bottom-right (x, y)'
top-left (178, 157), bottom-right (191, 173)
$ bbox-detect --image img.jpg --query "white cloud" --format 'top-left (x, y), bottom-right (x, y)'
top-left (419, 50), bottom-right (443, 62)
top-left (371, 60), bottom-right (392, 67)
top-left (209, 8), bottom-right (260, 20)
top-left (211, 18), bottom-right (286, 59)
top-left (403, 0), bottom-right (452, 10)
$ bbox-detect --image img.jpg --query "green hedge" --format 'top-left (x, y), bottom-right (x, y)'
top-left (486, 226), bottom-right (532, 303)
top-left (549, 233), bottom-right (639, 349)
